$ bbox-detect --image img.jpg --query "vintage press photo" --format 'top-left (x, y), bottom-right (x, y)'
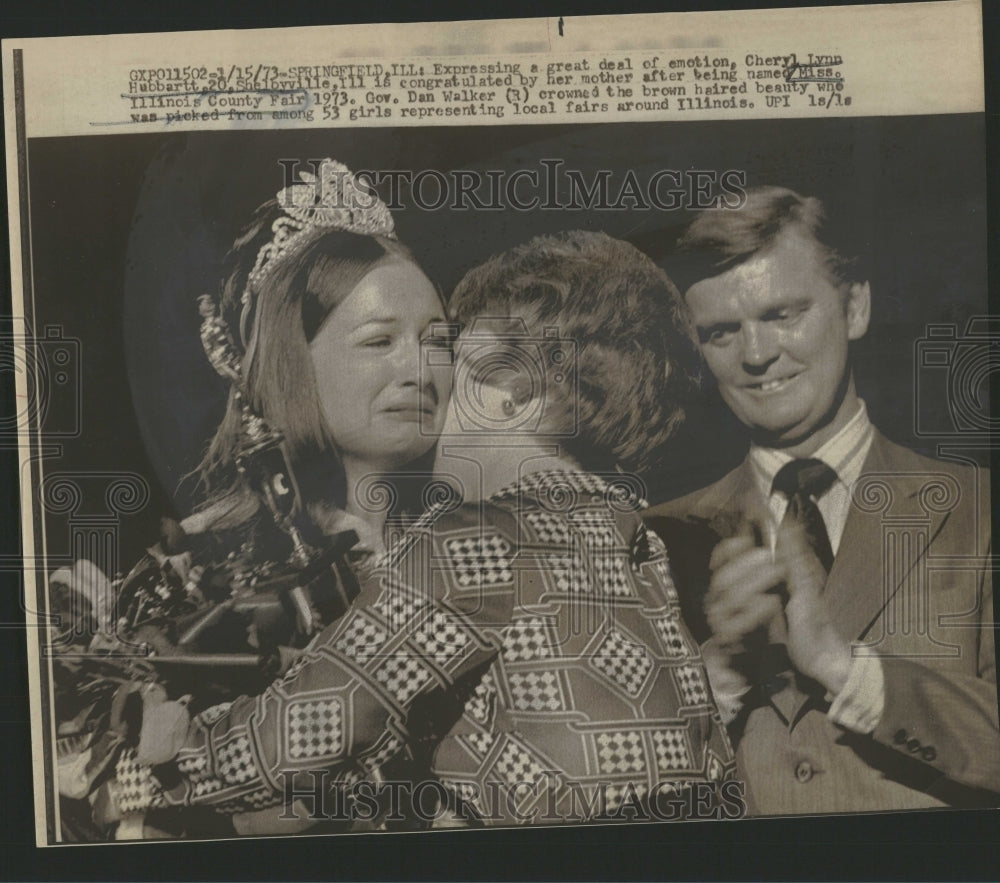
top-left (3, 0), bottom-right (995, 846)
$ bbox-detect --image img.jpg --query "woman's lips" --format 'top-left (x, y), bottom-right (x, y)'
top-left (383, 402), bottom-right (435, 421)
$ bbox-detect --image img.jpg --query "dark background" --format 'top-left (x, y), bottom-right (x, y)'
top-left (3, 0), bottom-right (1000, 880)
top-left (24, 113), bottom-right (988, 562)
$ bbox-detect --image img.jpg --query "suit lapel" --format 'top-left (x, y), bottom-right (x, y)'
top-left (692, 463), bottom-right (765, 536)
top-left (822, 443), bottom-right (889, 643)
top-left (824, 432), bottom-right (953, 644)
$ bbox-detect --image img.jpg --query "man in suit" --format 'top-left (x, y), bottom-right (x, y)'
top-left (645, 186), bottom-right (998, 815)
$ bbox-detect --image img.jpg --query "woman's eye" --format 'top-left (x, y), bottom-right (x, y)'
top-left (422, 335), bottom-right (453, 350)
top-left (362, 336), bottom-right (392, 348)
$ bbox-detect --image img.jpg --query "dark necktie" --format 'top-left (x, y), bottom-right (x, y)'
top-left (754, 459), bottom-right (838, 708)
top-left (772, 458), bottom-right (837, 574)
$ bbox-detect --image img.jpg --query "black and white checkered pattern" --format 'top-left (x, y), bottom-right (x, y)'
top-left (654, 615), bottom-right (693, 658)
top-left (148, 468), bottom-right (734, 820)
top-left (652, 728), bottom-right (692, 772)
top-left (493, 737), bottom-right (546, 785)
top-left (115, 748), bottom-right (163, 814)
top-left (188, 776), bottom-right (225, 801)
top-left (493, 469), bottom-right (612, 503)
top-left (413, 609), bottom-right (470, 665)
top-left (285, 695), bottom-right (344, 761)
top-left (590, 630), bottom-right (653, 696)
top-left (501, 617), bottom-right (555, 662)
top-left (523, 509), bottom-right (571, 545)
top-left (331, 764), bottom-right (365, 791)
top-left (603, 780), bottom-right (649, 813)
top-left (176, 750), bottom-right (208, 777)
top-left (596, 730), bottom-right (647, 775)
top-left (569, 509), bottom-right (619, 544)
top-left (507, 670), bottom-right (566, 712)
top-left (647, 556), bottom-right (680, 604)
top-left (334, 612), bottom-right (388, 664)
top-left (216, 731), bottom-right (259, 785)
top-left (372, 592), bottom-right (425, 634)
top-left (464, 671), bottom-right (497, 724)
top-left (590, 548), bottom-right (633, 598)
top-left (444, 534), bottom-right (514, 588)
top-left (358, 731), bottom-right (405, 772)
top-left (546, 551), bottom-right (591, 594)
top-left (673, 665), bottom-right (710, 706)
top-left (374, 653), bottom-right (433, 704)
top-left (461, 729), bottom-right (497, 758)
top-left (176, 749), bottom-right (226, 800)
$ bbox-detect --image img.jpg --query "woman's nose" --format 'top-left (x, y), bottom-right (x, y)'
top-left (394, 334), bottom-right (434, 389)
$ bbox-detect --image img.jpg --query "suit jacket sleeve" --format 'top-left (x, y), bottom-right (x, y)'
top-left (872, 543), bottom-right (999, 794)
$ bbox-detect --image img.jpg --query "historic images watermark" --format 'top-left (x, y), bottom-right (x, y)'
top-left (276, 772), bottom-right (748, 825)
top-left (278, 158), bottom-right (748, 212)
top-left (913, 317), bottom-right (1000, 444)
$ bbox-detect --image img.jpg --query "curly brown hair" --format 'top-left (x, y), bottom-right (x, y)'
top-left (448, 230), bottom-right (699, 476)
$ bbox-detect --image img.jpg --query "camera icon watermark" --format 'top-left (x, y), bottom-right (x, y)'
top-left (914, 316), bottom-right (1000, 443)
top-left (0, 323), bottom-right (82, 442)
top-left (426, 316), bottom-right (579, 437)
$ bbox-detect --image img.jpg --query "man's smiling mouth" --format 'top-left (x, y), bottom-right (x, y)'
top-left (746, 372), bottom-right (801, 393)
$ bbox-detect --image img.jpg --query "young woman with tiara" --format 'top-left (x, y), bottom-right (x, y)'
top-left (51, 159), bottom-right (453, 839)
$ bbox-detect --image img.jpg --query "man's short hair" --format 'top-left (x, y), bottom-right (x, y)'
top-left (669, 185), bottom-right (868, 294)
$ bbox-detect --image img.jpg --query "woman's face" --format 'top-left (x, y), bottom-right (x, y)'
top-left (309, 260), bottom-right (452, 472)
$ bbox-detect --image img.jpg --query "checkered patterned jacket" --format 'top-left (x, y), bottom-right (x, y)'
top-left (140, 470), bottom-right (736, 825)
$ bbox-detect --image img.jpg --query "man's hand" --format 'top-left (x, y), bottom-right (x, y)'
top-left (775, 518), bottom-right (852, 695)
top-left (704, 519), bottom-right (853, 697)
top-left (705, 524), bottom-right (785, 654)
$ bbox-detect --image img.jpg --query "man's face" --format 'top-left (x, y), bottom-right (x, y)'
top-left (686, 226), bottom-right (870, 449)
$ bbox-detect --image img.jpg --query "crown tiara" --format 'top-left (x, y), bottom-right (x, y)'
top-left (238, 158), bottom-right (397, 349)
